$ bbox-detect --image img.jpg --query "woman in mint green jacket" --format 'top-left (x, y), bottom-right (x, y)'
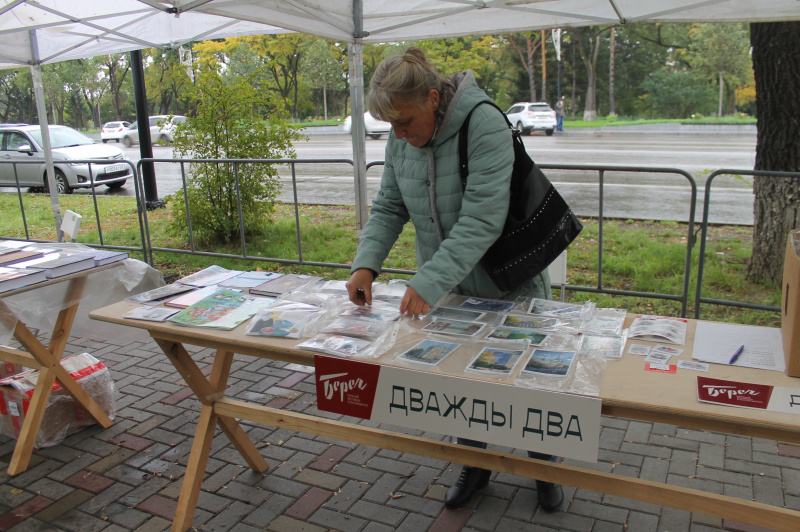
top-left (345, 48), bottom-right (562, 513)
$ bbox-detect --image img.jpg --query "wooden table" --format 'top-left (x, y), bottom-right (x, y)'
top-left (90, 301), bottom-right (800, 532)
top-left (0, 264), bottom-right (120, 475)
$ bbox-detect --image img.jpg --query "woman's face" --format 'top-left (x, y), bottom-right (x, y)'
top-left (389, 89), bottom-right (440, 148)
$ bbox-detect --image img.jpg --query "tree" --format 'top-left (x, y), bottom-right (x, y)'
top-left (686, 24), bottom-right (751, 117)
top-left (100, 54), bottom-right (130, 121)
top-left (300, 39), bottom-right (344, 120)
top-left (608, 26), bottom-right (615, 115)
top-left (245, 34), bottom-right (312, 120)
top-left (639, 70), bottom-right (716, 118)
top-left (746, 22), bottom-right (800, 285)
top-left (575, 26), bottom-right (611, 121)
top-left (169, 69), bottom-right (303, 243)
top-left (507, 32), bottom-right (543, 102)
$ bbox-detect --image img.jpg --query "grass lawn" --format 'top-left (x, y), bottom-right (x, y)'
top-left (564, 116), bottom-right (756, 128)
top-left (0, 193), bottom-right (780, 327)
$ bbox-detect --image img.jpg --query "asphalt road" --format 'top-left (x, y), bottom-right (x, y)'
top-left (6, 132), bottom-right (758, 225)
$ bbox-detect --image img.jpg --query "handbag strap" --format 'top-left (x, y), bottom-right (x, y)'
top-left (459, 101), bottom-right (518, 191)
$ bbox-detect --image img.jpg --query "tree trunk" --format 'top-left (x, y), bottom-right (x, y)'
top-left (527, 34), bottom-right (537, 102)
top-left (746, 22), bottom-right (800, 286)
top-left (579, 30), bottom-right (601, 122)
top-left (718, 71), bottom-right (724, 117)
top-left (323, 82), bottom-right (328, 120)
top-left (571, 40), bottom-right (577, 120)
top-left (609, 26), bottom-right (616, 115)
top-left (541, 30), bottom-right (547, 103)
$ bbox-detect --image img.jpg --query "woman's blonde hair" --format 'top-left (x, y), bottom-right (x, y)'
top-left (367, 47), bottom-right (453, 123)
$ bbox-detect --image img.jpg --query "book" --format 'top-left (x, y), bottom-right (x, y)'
top-left (6, 253), bottom-right (60, 269)
top-left (218, 271), bottom-right (283, 289)
top-left (164, 286), bottom-right (220, 308)
top-left (249, 274), bottom-right (321, 296)
top-left (466, 346), bottom-right (527, 376)
top-left (420, 318), bottom-right (486, 338)
top-left (193, 297), bottom-right (276, 330)
top-left (126, 284), bottom-right (196, 305)
top-left (25, 254), bottom-right (95, 278)
top-left (178, 265), bottom-right (242, 287)
top-left (296, 334), bottom-right (373, 358)
top-left (0, 251), bottom-right (44, 267)
top-left (398, 339), bottom-right (461, 366)
top-left (168, 289), bottom-right (266, 329)
top-left (0, 267), bottom-right (46, 294)
top-left (75, 250), bottom-right (128, 266)
top-left (521, 349), bottom-right (576, 377)
top-left (123, 306), bottom-right (181, 322)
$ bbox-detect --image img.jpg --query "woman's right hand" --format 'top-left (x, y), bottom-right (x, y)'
top-left (346, 268), bottom-right (374, 306)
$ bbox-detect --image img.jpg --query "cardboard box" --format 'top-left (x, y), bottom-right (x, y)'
top-left (783, 230), bottom-right (800, 377)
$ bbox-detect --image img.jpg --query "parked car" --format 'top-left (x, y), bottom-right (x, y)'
top-left (343, 112), bottom-right (392, 139)
top-left (120, 115), bottom-right (187, 147)
top-left (0, 124), bottom-right (132, 193)
top-left (505, 102), bottom-right (556, 136)
top-left (100, 121), bottom-right (131, 143)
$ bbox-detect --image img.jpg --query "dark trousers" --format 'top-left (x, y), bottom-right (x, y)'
top-left (557, 116), bottom-right (564, 131)
top-left (456, 437), bottom-right (558, 463)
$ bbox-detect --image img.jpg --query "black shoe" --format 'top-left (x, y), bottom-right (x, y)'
top-left (444, 466), bottom-right (491, 509)
top-left (536, 480), bottom-right (564, 512)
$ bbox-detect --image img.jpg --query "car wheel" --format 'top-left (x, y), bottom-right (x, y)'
top-left (369, 134), bottom-right (381, 140)
top-left (123, 136), bottom-right (132, 147)
top-left (102, 139), bottom-right (108, 143)
top-left (43, 169), bottom-right (72, 195)
top-left (546, 129), bottom-right (554, 136)
top-left (106, 180), bottom-right (127, 190)
top-left (516, 122), bottom-right (529, 136)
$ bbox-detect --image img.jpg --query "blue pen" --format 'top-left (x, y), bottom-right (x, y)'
top-left (729, 345), bottom-right (745, 365)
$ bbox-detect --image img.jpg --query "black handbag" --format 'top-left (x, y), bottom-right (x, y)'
top-left (459, 101), bottom-right (583, 292)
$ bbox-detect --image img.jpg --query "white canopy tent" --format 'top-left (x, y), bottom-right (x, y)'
top-left (1, 0), bottom-right (798, 234)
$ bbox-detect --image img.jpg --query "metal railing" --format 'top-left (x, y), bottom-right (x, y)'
top-left (694, 169), bottom-right (800, 319)
top-left (0, 159), bottom-right (148, 260)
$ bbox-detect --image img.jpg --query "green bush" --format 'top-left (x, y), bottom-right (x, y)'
top-left (168, 70), bottom-right (303, 244)
top-left (638, 70), bottom-right (716, 118)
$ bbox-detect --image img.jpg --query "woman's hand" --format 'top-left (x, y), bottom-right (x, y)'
top-left (346, 268), bottom-right (374, 306)
top-left (400, 286), bottom-right (430, 317)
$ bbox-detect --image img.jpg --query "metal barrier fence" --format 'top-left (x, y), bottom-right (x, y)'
top-left (0, 159), bottom-right (148, 261)
top-left (694, 169), bottom-right (800, 319)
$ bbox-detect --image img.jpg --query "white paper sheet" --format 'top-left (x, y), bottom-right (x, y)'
top-left (692, 322), bottom-right (785, 372)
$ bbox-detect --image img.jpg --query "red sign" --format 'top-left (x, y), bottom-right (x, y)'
top-left (645, 363), bottom-right (677, 374)
top-left (314, 355), bottom-right (381, 419)
top-left (697, 376), bottom-right (774, 410)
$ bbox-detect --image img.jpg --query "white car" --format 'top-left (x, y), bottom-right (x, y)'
top-left (0, 124), bottom-right (132, 193)
top-left (120, 115), bottom-right (187, 147)
top-left (505, 102), bottom-right (556, 136)
top-left (100, 121), bottom-right (131, 143)
top-left (343, 112), bottom-right (392, 139)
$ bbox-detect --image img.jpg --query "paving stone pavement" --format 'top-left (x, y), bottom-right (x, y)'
top-left (0, 333), bottom-right (797, 532)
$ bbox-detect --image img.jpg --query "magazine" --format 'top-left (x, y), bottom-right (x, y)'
top-left (165, 286), bottom-right (221, 308)
top-left (296, 334), bottom-right (373, 357)
top-left (123, 306), bottom-right (181, 322)
top-left (427, 306), bottom-right (485, 321)
top-left (466, 346), bottom-right (527, 376)
top-left (168, 289), bottom-right (260, 329)
top-left (521, 349), bottom-right (577, 377)
top-left (218, 271), bottom-right (283, 289)
top-left (195, 297), bottom-right (276, 330)
top-left (321, 318), bottom-right (388, 341)
top-left (528, 298), bottom-right (583, 317)
top-left (421, 318), bottom-right (486, 338)
top-left (486, 326), bottom-right (548, 345)
top-left (178, 265), bottom-right (242, 287)
top-left (501, 314), bottom-right (559, 329)
top-left (458, 297), bottom-right (515, 313)
top-left (398, 339), bottom-right (460, 366)
top-left (250, 274), bottom-right (321, 296)
top-left (245, 309), bottom-right (322, 338)
top-left (126, 284), bottom-right (195, 305)
top-left (628, 315), bottom-right (688, 345)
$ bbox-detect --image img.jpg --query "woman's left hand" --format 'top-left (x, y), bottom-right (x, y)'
top-left (400, 286), bottom-right (430, 317)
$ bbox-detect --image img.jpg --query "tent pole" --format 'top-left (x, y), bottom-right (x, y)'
top-left (350, 0), bottom-right (368, 235)
top-left (29, 29), bottom-right (63, 241)
top-left (130, 49), bottom-right (163, 210)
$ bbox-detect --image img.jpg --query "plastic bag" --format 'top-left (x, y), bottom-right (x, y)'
top-left (514, 332), bottom-right (606, 396)
top-left (579, 302), bottom-right (626, 337)
top-left (577, 331), bottom-right (626, 360)
top-left (245, 302), bottom-right (325, 339)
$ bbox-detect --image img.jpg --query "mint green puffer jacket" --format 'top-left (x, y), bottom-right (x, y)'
top-left (351, 71), bottom-right (551, 305)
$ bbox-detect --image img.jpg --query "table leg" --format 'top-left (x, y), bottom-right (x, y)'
top-left (152, 340), bottom-right (269, 532)
top-left (6, 276), bottom-right (112, 475)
